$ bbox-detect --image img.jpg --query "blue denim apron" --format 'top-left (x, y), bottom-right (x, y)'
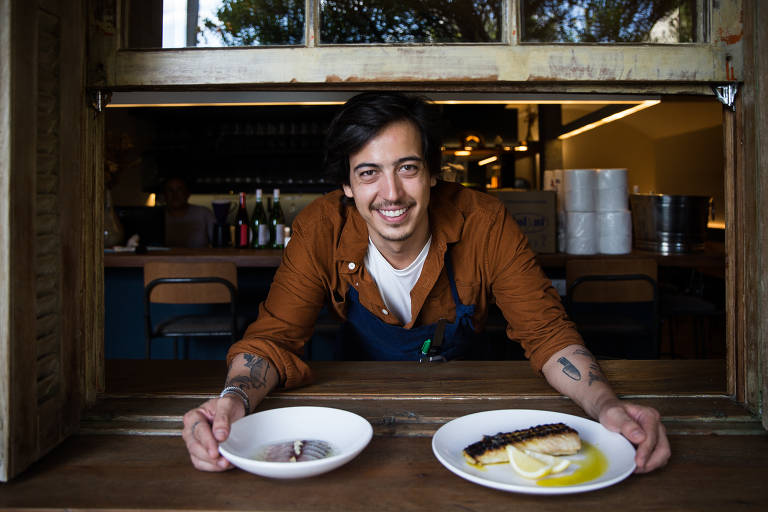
top-left (340, 252), bottom-right (475, 361)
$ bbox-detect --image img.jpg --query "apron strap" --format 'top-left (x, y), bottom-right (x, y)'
top-left (430, 318), bottom-right (448, 352)
top-left (426, 250), bottom-right (464, 358)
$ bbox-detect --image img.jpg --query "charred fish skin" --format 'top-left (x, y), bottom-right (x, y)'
top-left (463, 423), bottom-right (581, 465)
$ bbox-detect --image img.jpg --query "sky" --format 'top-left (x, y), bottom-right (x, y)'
top-left (162, 0), bottom-right (224, 48)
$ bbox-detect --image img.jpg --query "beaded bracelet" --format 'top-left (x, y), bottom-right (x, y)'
top-left (220, 386), bottom-right (251, 414)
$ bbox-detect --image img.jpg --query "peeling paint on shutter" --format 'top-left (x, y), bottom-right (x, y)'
top-left (35, 9), bottom-right (62, 407)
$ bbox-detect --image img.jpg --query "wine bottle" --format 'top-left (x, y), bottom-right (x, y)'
top-left (234, 192), bottom-right (250, 248)
top-left (270, 188), bottom-right (286, 249)
top-left (250, 188), bottom-right (269, 249)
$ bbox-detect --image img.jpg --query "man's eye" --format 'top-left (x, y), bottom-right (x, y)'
top-left (359, 169), bottom-right (375, 177)
top-left (400, 164), bottom-right (419, 174)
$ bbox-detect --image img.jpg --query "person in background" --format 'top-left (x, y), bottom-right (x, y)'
top-left (181, 93), bottom-right (670, 474)
top-left (163, 176), bottom-right (216, 248)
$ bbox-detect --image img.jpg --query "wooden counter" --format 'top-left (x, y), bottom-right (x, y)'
top-left (537, 242), bottom-right (726, 270)
top-left (104, 247), bottom-right (284, 268)
top-left (104, 244), bottom-right (725, 270)
top-left (1, 360), bottom-right (765, 510)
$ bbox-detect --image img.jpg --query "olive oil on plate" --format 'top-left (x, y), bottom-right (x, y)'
top-left (537, 441), bottom-right (608, 487)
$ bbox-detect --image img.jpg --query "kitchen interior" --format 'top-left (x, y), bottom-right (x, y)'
top-left (104, 92), bottom-right (726, 364)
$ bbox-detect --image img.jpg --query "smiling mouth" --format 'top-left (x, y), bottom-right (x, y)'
top-left (378, 207), bottom-right (408, 218)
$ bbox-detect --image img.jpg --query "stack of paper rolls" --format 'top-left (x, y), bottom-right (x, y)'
top-left (596, 168), bottom-right (632, 254)
top-left (563, 169), bottom-right (597, 254)
top-left (543, 169), bottom-right (566, 252)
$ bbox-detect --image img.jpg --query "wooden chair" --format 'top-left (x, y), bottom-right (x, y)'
top-left (659, 268), bottom-right (723, 358)
top-left (143, 261), bottom-right (242, 359)
top-left (564, 258), bottom-right (659, 359)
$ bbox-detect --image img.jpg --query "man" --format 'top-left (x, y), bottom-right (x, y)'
top-left (182, 93), bottom-right (670, 473)
top-left (164, 176), bottom-right (216, 248)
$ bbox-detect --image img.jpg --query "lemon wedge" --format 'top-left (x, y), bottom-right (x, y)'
top-left (505, 445), bottom-right (553, 479)
top-left (524, 450), bottom-right (571, 474)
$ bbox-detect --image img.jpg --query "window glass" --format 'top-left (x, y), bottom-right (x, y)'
top-left (128, 0), bottom-right (306, 48)
top-left (198, 0), bottom-right (305, 46)
top-left (319, 0), bottom-right (502, 44)
top-left (520, 0), bottom-right (701, 43)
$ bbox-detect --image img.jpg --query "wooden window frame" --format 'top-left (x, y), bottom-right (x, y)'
top-left (82, 0), bottom-right (764, 424)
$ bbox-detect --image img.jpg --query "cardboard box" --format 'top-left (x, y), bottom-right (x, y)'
top-left (488, 189), bottom-right (557, 253)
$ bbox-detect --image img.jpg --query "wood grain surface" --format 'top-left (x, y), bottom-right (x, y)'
top-left (1, 359), bottom-right (764, 509)
top-left (0, 433), bottom-right (765, 511)
top-left (103, 359), bottom-right (728, 396)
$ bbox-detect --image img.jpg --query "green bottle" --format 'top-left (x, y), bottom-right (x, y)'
top-left (270, 188), bottom-right (286, 249)
top-left (250, 188), bottom-right (269, 249)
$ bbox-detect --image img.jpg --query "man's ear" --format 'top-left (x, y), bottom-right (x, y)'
top-left (342, 184), bottom-right (354, 198)
top-left (430, 174), bottom-right (437, 187)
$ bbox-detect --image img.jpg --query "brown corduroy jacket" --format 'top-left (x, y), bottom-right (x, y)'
top-left (227, 181), bottom-right (583, 388)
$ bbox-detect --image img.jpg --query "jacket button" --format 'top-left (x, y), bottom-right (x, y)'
top-left (348, 262), bottom-right (356, 270)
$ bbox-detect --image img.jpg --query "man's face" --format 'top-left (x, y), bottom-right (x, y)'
top-left (164, 178), bottom-right (190, 210)
top-left (343, 120), bottom-right (436, 252)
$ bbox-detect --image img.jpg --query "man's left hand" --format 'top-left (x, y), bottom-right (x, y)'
top-left (598, 400), bottom-right (670, 473)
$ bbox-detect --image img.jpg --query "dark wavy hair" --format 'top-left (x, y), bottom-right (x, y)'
top-left (323, 92), bottom-right (442, 188)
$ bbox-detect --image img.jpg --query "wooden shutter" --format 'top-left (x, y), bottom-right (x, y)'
top-left (0, 0), bottom-right (87, 481)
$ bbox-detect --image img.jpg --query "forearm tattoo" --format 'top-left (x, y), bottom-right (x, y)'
top-left (227, 354), bottom-right (271, 392)
top-left (588, 363), bottom-right (608, 385)
top-left (573, 348), bottom-right (592, 357)
top-left (557, 357), bottom-right (582, 381)
top-left (559, 348), bottom-right (608, 386)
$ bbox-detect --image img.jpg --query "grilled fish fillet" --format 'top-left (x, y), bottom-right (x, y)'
top-left (463, 423), bottom-right (581, 465)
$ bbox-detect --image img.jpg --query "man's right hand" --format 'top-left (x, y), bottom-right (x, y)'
top-left (182, 395), bottom-right (246, 471)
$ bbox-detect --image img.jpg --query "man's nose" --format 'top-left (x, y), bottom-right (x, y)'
top-left (381, 172), bottom-right (404, 201)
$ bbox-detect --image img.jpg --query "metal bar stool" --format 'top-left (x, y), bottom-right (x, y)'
top-left (143, 261), bottom-right (243, 359)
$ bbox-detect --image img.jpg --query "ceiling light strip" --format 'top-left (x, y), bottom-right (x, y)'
top-left (107, 91), bottom-right (661, 108)
top-left (557, 100), bottom-right (660, 139)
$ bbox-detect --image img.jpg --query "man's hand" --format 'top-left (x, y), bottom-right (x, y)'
top-left (597, 399), bottom-right (670, 473)
top-left (541, 345), bottom-right (671, 474)
top-left (182, 354), bottom-right (279, 471)
top-left (182, 395), bottom-right (246, 472)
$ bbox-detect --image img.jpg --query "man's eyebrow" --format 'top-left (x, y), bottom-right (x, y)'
top-left (352, 156), bottom-right (422, 173)
top-left (352, 162), bottom-right (381, 172)
top-left (395, 155), bottom-right (423, 165)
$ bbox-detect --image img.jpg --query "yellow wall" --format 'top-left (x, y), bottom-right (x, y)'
top-left (562, 121), bottom-right (656, 194)
top-left (654, 126), bottom-right (724, 222)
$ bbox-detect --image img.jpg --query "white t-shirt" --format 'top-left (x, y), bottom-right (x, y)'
top-left (364, 236), bottom-right (432, 325)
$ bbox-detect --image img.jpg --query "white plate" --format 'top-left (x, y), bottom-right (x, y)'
top-left (432, 409), bottom-right (636, 495)
top-left (219, 406), bottom-right (373, 479)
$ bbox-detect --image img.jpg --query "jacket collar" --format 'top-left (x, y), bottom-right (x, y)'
top-left (335, 197), bottom-right (370, 268)
top-left (427, 181), bottom-right (464, 249)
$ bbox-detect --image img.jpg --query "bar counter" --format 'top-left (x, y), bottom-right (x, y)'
top-left (104, 243), bottom-right (726, 272)
top-left (105, 247), bottom-right (285, 268)
top-left (1, 360), bottom-right (765, 511)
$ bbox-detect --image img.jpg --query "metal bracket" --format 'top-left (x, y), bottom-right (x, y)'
top-left (712, 83), bottom-right (738, 111)
top-left (88, 88), bottom-right (112, 113)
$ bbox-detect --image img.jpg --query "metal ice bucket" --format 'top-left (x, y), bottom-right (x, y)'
top-left (630, 194), bottom-right (713, 254)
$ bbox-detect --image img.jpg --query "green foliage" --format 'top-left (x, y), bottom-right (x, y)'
top-left (319, 0), bottom-right (501, 44)
top-left (202, 0), bottom-right (305, 46)
top-left (200, 0), bottom-right (697, 46)
top-left (202, 0), bottom-right (501, 45)
top-left (522, 0), bottom-right (697, 43)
